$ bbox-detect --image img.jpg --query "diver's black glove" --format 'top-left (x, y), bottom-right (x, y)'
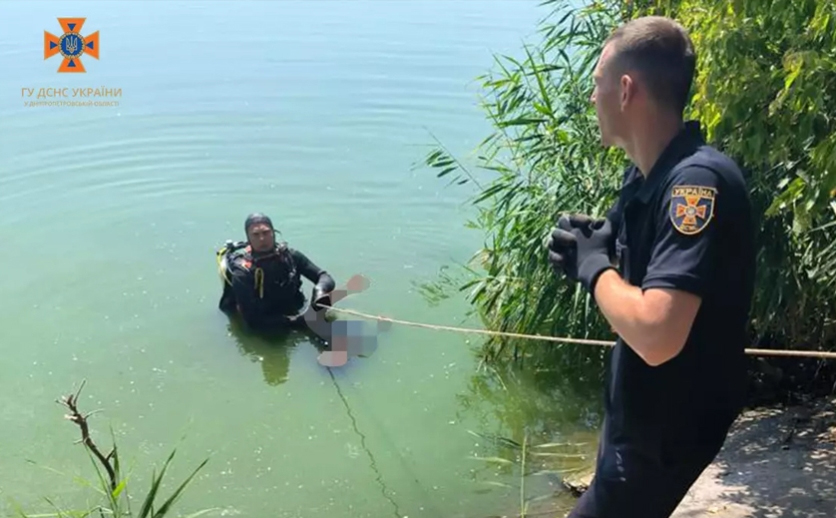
top-left (313, 286), bottom-right (325, 307)
top-left (548, 214), bottom-right (615, 293)
top-left (311, 273), bottom-right (336, 311)
top-left (311, 286), bottom-right (330, 311)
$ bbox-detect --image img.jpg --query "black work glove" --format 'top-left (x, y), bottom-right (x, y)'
top-left (547, 214), bottom-right (615, 293)
top-left (311, 285), bottom-right (331, 311)
top-left (547, 214), bottom-right (577, 277)
top-left (311, 273), bottom-right (336, 311)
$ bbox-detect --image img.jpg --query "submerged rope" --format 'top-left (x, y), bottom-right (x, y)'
top-left (326, 367), bottom-right (404, 518)
top-left (320, 305), bottom-right (836, 360)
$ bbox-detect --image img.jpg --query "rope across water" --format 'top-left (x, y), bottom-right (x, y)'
top-left (320, 305), bottom-right (836, 360)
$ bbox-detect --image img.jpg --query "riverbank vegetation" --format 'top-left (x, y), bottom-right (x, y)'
top-left (420, 0), bottom-right (836, 406)
top-left (10, 381), bottom-right (210, 518)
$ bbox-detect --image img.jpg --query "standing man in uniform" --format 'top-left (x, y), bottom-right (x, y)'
top-left (547, 16), bottom-right (756, 518)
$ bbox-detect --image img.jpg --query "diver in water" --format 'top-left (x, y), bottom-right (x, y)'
top-left (218, 213), bottom-right (336, 332)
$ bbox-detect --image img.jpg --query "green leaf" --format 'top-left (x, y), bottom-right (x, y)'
top-left (151, 458), bottom-right (209, 518)
top-left (437, 166), bottom-right (458, 178)
top-left (138, 450), bottom-right (176, 518)
top-left (111, 478), bottom-right (127, 500)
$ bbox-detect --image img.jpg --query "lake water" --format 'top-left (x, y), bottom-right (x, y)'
top-left (0, 2), bottom-right (600, 517)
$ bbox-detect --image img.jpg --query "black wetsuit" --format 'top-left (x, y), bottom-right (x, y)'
top-left (219, 244), bottom-right (335, 332)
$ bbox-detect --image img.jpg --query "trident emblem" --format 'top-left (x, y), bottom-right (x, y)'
top-left (44, 18), bottom-right (100, 73)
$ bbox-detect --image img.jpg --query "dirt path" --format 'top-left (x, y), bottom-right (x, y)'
top-left (670, 395), bottom-right (836, 518)
top-left (495, 396), bottom-right (836, 518)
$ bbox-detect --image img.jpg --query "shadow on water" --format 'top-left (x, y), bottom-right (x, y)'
top-left (225, 313), bottom-right (326, 387)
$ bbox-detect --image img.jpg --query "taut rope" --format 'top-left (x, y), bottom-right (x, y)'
top-left (320, 305), bottom-right (836, 360)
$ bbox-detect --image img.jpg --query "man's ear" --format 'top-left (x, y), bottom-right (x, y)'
top-left (620, 74), bottom-right (634, 110)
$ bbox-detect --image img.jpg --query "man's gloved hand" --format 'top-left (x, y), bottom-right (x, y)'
top-left (547, 213), bottom-right (615, 293)
top-left (311, 285), bottom-right (331, 311)
top-left (547, 214), bottom-right (577, 277)
top-left (548, 214), bottom-right (596, 276)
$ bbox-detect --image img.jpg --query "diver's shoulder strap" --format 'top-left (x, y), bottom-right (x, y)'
top-left (280, 244), bottom-right (300, 278)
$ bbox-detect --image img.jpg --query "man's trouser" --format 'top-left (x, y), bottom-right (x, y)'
top-left (567, 412), bottom-right (736, 518)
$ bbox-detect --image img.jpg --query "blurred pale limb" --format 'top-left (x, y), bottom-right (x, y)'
top-left (299, 273), bottom-right (388, 367)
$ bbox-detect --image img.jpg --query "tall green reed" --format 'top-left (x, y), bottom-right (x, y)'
top-left (418, 0), bottom-right (836, 400)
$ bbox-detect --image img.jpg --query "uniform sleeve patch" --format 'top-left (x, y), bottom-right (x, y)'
top-left (669, 185), bottom-right (717, 235)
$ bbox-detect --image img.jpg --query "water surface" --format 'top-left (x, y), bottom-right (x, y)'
top-left (0, 2), bottom-right (599, 516)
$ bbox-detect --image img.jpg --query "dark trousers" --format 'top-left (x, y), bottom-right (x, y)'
top-left (567, 413), bottom-right (735, 518)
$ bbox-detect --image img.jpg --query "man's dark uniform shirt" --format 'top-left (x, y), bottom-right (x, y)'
top-left (576, 121), bottom-right (756, 518)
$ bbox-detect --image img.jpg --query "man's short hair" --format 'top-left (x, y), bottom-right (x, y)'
top-left (604, 16), bottom-right (696, 114)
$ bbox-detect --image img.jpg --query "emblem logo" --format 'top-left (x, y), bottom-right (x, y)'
top-left (44, 18), bottom-right (99, 73)
top-left (669, 185), bottom-right (716, 235)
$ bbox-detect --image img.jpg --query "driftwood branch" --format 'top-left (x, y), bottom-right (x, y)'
top-left (57, 379), bottom-right (118, 491)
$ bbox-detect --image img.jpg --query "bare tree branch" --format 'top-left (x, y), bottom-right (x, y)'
top-left (57, 380), bottom-right (117, 491)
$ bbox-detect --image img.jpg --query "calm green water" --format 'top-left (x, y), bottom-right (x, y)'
top-left (0, 2), bottom-right (600, 517)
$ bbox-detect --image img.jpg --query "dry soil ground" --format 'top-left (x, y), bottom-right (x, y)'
top-left (670, 395), bottom-right (836, 518)
top-left (505, 395), bottom-right (836, 518)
